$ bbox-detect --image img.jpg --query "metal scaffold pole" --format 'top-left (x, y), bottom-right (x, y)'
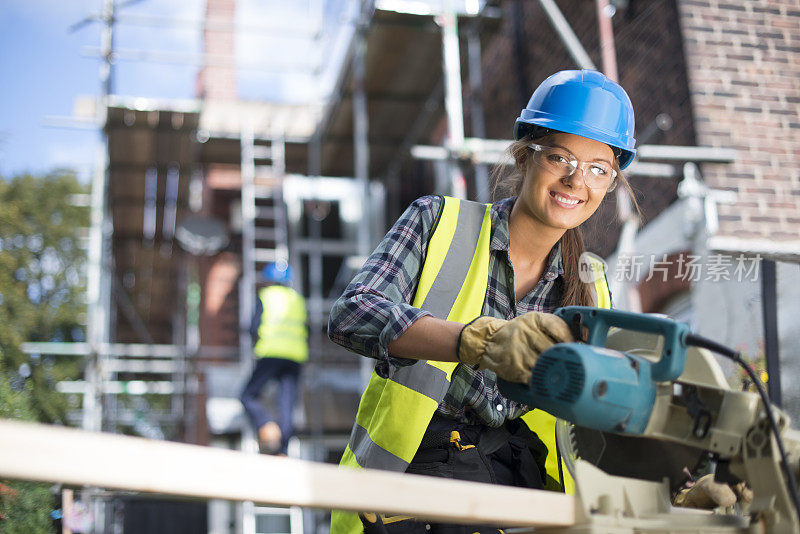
top-left (240, 122), bottom-right (257, 373)
top-left (353, 3), bottom-right (375, 390)
top-left (239, 120), bottom-right (258, 534)
top-left (85, 0), bottom-right (115, 438)
top-left (83, 0), bottom-right (116, 529)
top-left (353, 10), bottom-right (371, 259)
top-left (761, 259), bottom-right (782, 407)
top-left (466, 19), bottom-right (490, 203)
top-left (439, 0), bottom-right (467, 199)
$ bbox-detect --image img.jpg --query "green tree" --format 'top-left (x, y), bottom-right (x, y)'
top-left (0, 169), bottom-right (88, 422)
top-left (0, 169), bottom-right (89, 533)
top-left (0, 376), bottom-right (53, 533)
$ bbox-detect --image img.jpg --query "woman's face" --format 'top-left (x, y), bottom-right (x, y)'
top-left (517, 132), bottom-right (615, 231)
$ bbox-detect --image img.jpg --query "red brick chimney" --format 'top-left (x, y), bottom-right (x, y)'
top-left (197, 0), bottom-right (237, 101)
top-left (196, 1), bottom-right (241, 352)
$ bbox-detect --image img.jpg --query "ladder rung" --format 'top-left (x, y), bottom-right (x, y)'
top-left (254, 249), bottom-right (278, 262)
top-left (252, 145), bottom-right (272, 160)
top-left (254, 228), bottom-right (285, 241)
top-left (255, 165), bottom-right (277, 175)
top-left (255, 206), bottom-right (278, 219)
top-left (254, 506), bottom-right (292, 516)
top-left (254, 170), bottom-right (278, 183)
top-left (253, 186), bottom-right (279, 199)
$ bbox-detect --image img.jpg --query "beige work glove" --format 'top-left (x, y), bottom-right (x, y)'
top-left (457, 311), bottom-right (574, 384)
top-left (673, 474), bottom-right (754, 509)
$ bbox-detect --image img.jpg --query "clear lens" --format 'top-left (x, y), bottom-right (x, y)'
top-left (529, 144), bottom-right (617, 190)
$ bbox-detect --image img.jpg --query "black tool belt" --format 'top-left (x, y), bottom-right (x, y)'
top-left (405, 415), bottom-right (497, 485)
top-left (409, 413), bottom-right (547, 488)
top-left (359, 414), bottom-right (549, 533)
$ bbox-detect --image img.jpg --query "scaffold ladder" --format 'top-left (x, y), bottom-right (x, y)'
top-left (239, 123), bottom-right (298, 534)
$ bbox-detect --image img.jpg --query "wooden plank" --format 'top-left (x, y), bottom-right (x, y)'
top-left (0, 419), bottom-right (575, 527)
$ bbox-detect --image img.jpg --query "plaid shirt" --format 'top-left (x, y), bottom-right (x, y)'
top-left (328, 195), bottom-right (565, 427)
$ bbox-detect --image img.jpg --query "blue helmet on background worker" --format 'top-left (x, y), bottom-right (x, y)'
top-left (261, 261), bottom-right (293, 285)
top-left (514, 69), bottom-right (637, 169)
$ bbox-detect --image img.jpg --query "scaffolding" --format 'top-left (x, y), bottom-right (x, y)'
top-left (20, 0), bottom-right (748, 533)
top-left (22, 1), bottom-right (389, 531)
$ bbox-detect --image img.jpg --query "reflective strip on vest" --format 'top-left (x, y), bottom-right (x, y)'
top-left (416, 198), bottom-right (488, 319)
top-left (253, 286), bottom-right (308, 363)
top-left (585, 255), bottom-right (612, 310)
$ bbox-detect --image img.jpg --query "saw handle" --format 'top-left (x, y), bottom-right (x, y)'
top-left (554, 306), bottom-right (690, 382)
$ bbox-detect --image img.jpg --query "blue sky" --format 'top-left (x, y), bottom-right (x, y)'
top-left (0, 0), bottom-right (353, 182)
top-left (0, 1), bottom-right (102, 181)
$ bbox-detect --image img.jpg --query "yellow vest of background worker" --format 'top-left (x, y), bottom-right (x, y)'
top-left (331, 197), bottom-right (611, 534)
top-left (254, 285), bottom-right (308, 363)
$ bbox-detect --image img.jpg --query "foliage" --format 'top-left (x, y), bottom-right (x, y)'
top-left (0, 377), bottom-right (55, 533)
top-left (0, 169), bottom-right (88, 533)
top-left (0, 169), bottom-right (88, 423)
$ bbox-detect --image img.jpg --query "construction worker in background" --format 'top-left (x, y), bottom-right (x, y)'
top-left (328, 70), bottom-right (639, 533)
top-left (240, 261), bottom-right (308, 455)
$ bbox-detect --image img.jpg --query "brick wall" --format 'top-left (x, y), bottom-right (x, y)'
top-left (197, 0), bottom-right (237, 101)
top-left (198, 177), bottom-right (242, 349)
top-left (676, 0), bottom-right (800, 244)
top-left (199, 252), bottom-right (240, 347)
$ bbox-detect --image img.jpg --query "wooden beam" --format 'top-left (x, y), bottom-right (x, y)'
top-left (0, 419), bottom-right (575, 528)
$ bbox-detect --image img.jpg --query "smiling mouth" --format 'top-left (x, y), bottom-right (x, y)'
top-left (550, 191), bottom-right (584, 207)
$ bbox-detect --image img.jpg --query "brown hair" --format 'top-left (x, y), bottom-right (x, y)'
top-left (490, 135), bottom-right (640, 307)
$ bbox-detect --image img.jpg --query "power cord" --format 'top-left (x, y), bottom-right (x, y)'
top-left (685, 333), bottom-right (800, 524)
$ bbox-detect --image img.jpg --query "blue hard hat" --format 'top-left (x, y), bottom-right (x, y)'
top-left (514, 70), bottom-right (637, 169)
top-left (261, 261), bottom-right (293, 284)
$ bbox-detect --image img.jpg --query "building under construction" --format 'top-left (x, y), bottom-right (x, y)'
top-left (21, 0), bottom-right (800, 532)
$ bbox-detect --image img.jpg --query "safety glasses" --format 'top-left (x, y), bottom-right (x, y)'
top-left (527, 144), bottom-right (618, 191)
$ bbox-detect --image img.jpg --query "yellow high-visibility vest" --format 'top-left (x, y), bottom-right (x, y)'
top-left (254, 285), bottom-right (308, 363)
top-left (331, 197), bottom-right (611, 533)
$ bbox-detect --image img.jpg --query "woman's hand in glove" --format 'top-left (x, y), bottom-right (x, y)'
top-left (673, 474), bottom-right (754, 509)
top-left (456, 311), bottom-right (574, 383)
